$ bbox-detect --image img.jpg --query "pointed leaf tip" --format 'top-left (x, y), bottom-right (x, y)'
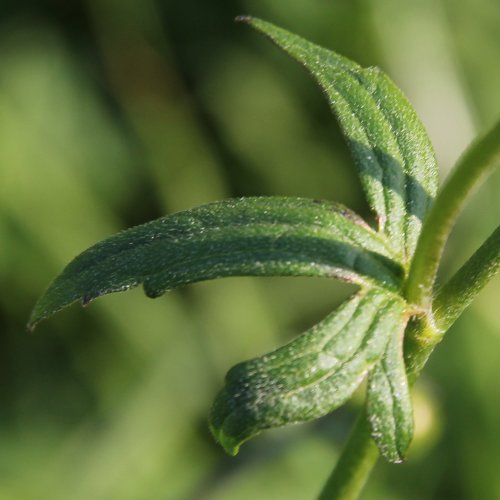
top-left (209, 425), bottom-right (243, 456)
top-left (29, 197), bottom-right (402, 330)
top-left (242, 17), bottom-right (438, 262)
top-left (234, 15), bottom-right (253, 24)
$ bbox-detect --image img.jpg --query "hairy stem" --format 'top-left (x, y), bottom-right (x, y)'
top-left (405, 119), bottom-right (500, 311)
top-left (318, 414), bottom-right (379, 500)
top-left (433, 225), bottom-right (500, 331)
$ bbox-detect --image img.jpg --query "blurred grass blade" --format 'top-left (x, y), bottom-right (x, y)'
top-left (241, 17), bottom-right (438, 262)
top-left (366, 322), bottom-right (413, 463)
top-left (209, 288), bottom-right (407, 455)
top-left (29, 197), bottom-right (403, 329)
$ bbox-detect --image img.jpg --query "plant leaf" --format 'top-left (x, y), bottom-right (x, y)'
top-left (28, 197), bottom-right (403, 329)
top-left (209, 288), bottom-right (407, 455)
top-left (240, 17), bottom-right (438, 262)
top-left (366, 321), bottom-right (413, 463)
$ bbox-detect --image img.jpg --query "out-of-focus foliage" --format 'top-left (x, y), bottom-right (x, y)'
top-left (0, 1), bottom-right (498, 499)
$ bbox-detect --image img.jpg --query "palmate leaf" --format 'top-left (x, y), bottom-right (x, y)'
top-left (29, 197), bottom-right (403, 329)
top-left (28, 18), bottom-right (430, 465)
top-left (210, 288), bottom-right (407, 455)
top-left (241, 17), bottom-right (438, 262)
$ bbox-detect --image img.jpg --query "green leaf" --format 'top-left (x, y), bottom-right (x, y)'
top-left (240, 17), bottom-right (438, 262)
top-left (366, 321), bottom-right (413, 463)
top-left (28, 197), bottom-right (403, 329)
top-left (209, 288), bottom-right (407, 455)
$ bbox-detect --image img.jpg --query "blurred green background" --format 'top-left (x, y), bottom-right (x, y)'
top-left (0, 1), bottom-right (499, 499)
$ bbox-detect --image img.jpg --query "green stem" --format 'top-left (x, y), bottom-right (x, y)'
top-left (405, 119), bottom-right (500, 311)
top-left (318, 414), bottom-right (379, 500)
top-left (433, 225), bottom-right (500, 331)
top-left (404, 227), bottom-right (500, 385)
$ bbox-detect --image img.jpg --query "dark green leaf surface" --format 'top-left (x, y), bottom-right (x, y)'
top-left (29, 197), bottom-right (402, 329)
top-left (366, 320), bottom-right (413, 463)
top-left (241, 17), bottom-right (438, 262)
top-left (209, 288), bottom-right (407, 455)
